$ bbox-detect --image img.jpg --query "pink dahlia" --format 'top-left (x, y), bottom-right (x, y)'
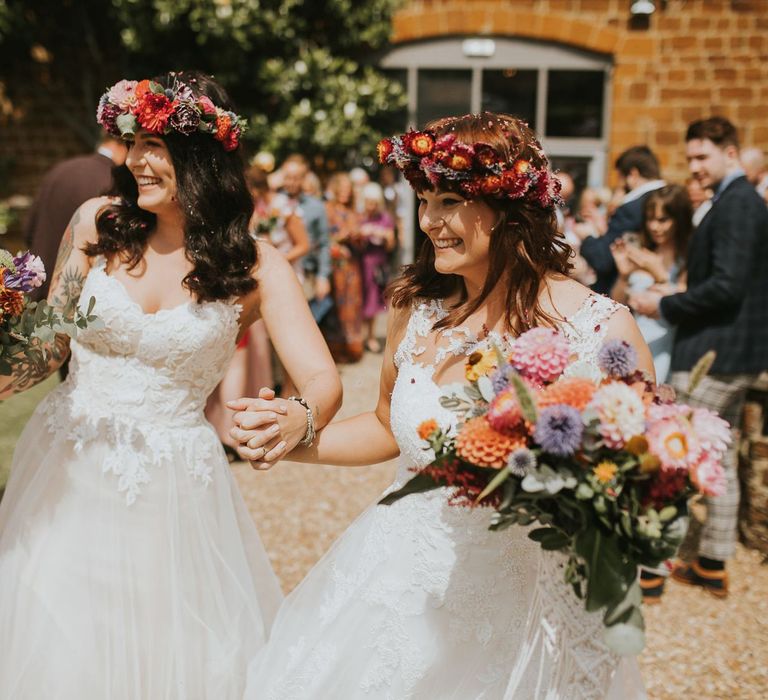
top-left (590, 382), bottom-right (645, 450)
top-left (509, 327), bottom-right (571, 385)
top-left (691, 408), bottom-right (731, 459)
top-left (646, 412), bottom-right (700, 471)
top-left (691, 455), bottom-right (726, 497)
top-left (107, 79), bottom-right (138, 109)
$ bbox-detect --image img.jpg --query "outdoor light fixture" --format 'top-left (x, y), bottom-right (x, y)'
top-left (630, 0), bottom-right (656, 14)
top-left (462, 38), bottom-right (496, 58)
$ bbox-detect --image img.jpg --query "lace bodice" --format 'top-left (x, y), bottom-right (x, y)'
top-left (41, 257), bottom-right (242, 504)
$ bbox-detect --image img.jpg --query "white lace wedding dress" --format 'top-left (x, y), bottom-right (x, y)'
top-left (245, 295), bottom-right (646, 699)
top-left (0, 256), bottom-right (283, 699)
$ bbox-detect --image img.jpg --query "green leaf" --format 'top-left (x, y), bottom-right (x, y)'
top-left (475, 467), bottom-right (509, 503)
top-left (574, 528), bottom-right (637, 613)
top-left (509, 371), bottom-right (537, 424)
top-left (378, 470), bottom-right (441, 506)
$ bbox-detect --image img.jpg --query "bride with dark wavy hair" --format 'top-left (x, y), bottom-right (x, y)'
top-left (235, 113), bottom-right (650, 699)
top-left (0, 71), bottom-right (341, 698)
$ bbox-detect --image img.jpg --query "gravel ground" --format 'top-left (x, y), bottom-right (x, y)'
top-left (233, 350), bottom-right (768, 700)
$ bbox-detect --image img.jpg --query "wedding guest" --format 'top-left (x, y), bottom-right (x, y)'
top-left (302, 170), bottom-right (323, 199)
top-left (25, 132), bottom-right (128, 302)
top-left (323, 172), bottom-right (364, 362)
top-left (281, 155), bottom-right (331, 303)
top-left (611, 185), bottom-right (692, 383)
top-left (358, 182), bottom-right (395, 353)
top-left (630, 117), bottom-right (768, 597)
top-left (349, 166), bottom-right (370, 213)
top-left (740, 147), bottom-right (768, 203)
top-left (579, 146), bottom-right (665, 294)
top-left (685, 176), bottom-right (713, 227)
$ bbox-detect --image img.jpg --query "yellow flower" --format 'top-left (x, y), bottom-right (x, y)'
top-left (593, 461), bottom-right (618, 484)
top-left (465, 349), bottom-right (496, 382)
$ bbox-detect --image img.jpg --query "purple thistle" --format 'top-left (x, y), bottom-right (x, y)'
top-left (490, 367), bottom-right (510, 393)
top-left (534, 404), bottom-right (583, 457)
top-left (598, 339), bottom-right (638, 378)
top-left (507, 447), bottom-right (537, 477)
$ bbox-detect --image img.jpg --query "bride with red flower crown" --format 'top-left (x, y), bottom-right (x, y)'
top-left (233, 113), bottom-right (650, 698)
top-left (0, 71), bottom-right (342, 698)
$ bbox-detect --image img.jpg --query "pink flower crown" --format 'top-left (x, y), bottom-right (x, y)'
top-left (377, 129), bottom-right (562, 210)
top-left (97, 77), bottom-right (247, 152)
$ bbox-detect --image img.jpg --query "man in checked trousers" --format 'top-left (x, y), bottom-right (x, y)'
top-left (630, 116), bottom-right (768, 598)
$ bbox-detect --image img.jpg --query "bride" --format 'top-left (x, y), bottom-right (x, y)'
top-left (0, 71), bottom-right (341, 698)
top-left (233, 113), bottom-right (651, 698)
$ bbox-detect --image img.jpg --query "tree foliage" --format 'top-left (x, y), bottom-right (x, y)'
top-left (0, 0), bottom-right (407, 166)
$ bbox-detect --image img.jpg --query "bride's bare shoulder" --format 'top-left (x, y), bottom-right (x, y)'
top-left (542, 276), bottom-right (594, 320)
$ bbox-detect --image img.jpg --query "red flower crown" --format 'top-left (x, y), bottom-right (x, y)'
top-left (97, 76), bottom-right (247, 152)
top-left (377, 129), bottom-right (562, 210)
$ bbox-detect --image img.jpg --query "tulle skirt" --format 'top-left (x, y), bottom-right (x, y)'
top-left (244, 485), bottom-right (646, 700)
top-left (0, 403), bottom-right (282, 700)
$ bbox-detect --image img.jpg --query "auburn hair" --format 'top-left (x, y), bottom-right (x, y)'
top-left (388, 112), bottom-right (572, 334)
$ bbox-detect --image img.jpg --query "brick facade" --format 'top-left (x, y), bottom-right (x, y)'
top-left (1, 0), bottom-right (767, 204)
top-left (392, 0), bottom-right (768, 183)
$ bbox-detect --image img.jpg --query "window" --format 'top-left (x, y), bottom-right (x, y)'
top-left (417, 69), bottom-right (472, 128)
top-left (546, 70), bottom-right (605, 138)
top-left (481, 69), bottom-right (537, 129)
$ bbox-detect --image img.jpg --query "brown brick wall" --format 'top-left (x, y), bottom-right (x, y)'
top-left (393, 0), bottom-right (768, 184)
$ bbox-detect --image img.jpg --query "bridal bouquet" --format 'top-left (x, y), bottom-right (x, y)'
top-left (380, 328), bottom-right (729, 655)
top-left (0, 249), bottom-right (97, 375)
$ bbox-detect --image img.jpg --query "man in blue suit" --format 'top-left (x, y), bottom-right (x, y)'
top-left (631, 117), bottom-right (768, 597)
top-left (578, 146), bottom-right (665, 295)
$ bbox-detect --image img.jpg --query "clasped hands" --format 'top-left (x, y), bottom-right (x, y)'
top-left (227, 388), bottom-right (306, 470)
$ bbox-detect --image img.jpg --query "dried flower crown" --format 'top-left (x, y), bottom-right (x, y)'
top-left (377, 128), bottom-right (562, 210)
top-left (97, 76), bottom-right (247, 152)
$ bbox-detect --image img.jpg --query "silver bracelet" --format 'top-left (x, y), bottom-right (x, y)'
top-left (288, 396), bottom-right (316, 447)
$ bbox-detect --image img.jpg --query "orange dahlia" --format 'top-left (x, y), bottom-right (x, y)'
top-left (0, 284), bottom-right (24, 319)
top-left (455, 417), bottom-right (526, 469)
top-left (418, 418), bottom-right (439, 440)
top-left (538, 377), bottom-right (596, 411)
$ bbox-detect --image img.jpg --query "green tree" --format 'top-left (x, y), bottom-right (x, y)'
top-left (0, 0), bottom-right (407, 166)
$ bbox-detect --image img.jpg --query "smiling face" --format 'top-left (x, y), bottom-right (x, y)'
top-left (417, 189), bottom-right (499, 281)
top-left (686, 138), bottom-right (737, 189)
top-left (125, 130), bottom-right (179, 214)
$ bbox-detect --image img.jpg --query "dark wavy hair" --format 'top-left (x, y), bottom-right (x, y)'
top-left (388, 112), bottom-right (572, 334)
top-left (642, 184), bottom-right (694, 266)
top-left (85, 70), bottom-right (257, 302)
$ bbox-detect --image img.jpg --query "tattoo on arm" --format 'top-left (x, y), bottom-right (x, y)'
top-left (1, 334), bottom-right (69, 396)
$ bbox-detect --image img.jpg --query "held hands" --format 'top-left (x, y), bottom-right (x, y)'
top-left (227, 388), bottom-right (306, 470)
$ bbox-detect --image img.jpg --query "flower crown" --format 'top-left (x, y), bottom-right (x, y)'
top-left (97, 77), bottom-right (247, 152)
top-left (377, 129), bottom-right (562, 210)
